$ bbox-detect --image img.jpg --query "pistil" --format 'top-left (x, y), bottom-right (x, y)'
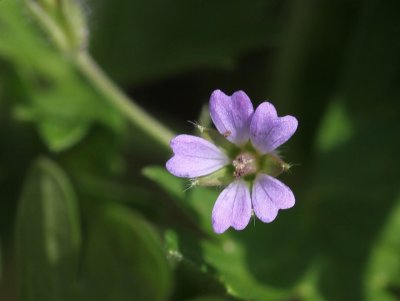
top-left (233, 152), bottom-right (257, 178)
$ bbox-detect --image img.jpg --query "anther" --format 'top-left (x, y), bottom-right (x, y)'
top-left (232, 152), bottom-right (257, 178)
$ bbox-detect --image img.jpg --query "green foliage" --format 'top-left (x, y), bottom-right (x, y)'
top-left (1, 0), bottom-right (400, 300)
top-left (16, 158), bottom-right (81, 301)
top-left (314, 99), bottom-right (354, 153)
top-left (15, 159), bottom-right (173, 301)
top-left (89, 0), bottom-right (282, 85)
top-left (82, 204), bottom-right (173, 301)
top-left (142, 166), bottom-right (186, 201)
top-left (0, 242), bottom-right (2, 282)
top-left (0, 0), bottom-right (124, 151)
top-left (144, 167), bottom-right (295, 300)
top-left (185, 297), bottom-right (232, 301)
top-left (365, 195), bottom-right (400, 301)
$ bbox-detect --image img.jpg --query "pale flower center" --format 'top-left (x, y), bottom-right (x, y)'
top-left (232, 152), bottom-right (257, 178)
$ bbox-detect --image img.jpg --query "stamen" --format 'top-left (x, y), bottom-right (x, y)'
top-left (233, 152), bottom-right (257, 178)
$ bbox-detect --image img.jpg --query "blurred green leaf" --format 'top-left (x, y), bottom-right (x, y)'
top-left (165, 230), bottom-right (230, 301)
top-left (185, 297), bottom-right (232, 301)
top-left (188, 188), bottom-right (296, 301)
top-left (59, 126), bottom-right (126, 175)
top-left (82, 204), bottom-right (172, 301)
top-left (2, 0), bottom-right (399, 300)
top-left (16, 157), bottom-right (81, 301)
top-left (0, 242), bottom-right (2, 282)
top-left (0, 0), bottom-right (124, 151)
top-left (146, 169), bottom-right (298, 301)
top-left (36, 119), bottom-right (90, 152)
top-left (142, 166), bottom-right (203, 227)
top-left (307, 0), bottom-right (400, 300)
top-left (201, 237), bottom-right (290, 301)
top-left (71, 170), bottom-right (164, 221)
top-left (314, 98), bottom-right (354, 153)
top-left (142, 0), bottom-right (400, 290)
top-left (24, 0), bottom-right (88, 52)
top-left (365, 195), bottom-right (400, 301)
top-left (89, 0), bottom-right (282, 85)
top-left (298, 107), bottom-right (400, 301)
top-left (142, 166), bottom-right (186, 201)
top-left (272, 0), bottom-right (359, 163)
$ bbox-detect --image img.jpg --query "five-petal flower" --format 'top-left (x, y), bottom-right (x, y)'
top-left (166, 89), bottom-right (298, 234)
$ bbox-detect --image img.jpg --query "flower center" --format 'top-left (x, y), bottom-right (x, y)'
top-left (233, 152), bottom-right (257, 178)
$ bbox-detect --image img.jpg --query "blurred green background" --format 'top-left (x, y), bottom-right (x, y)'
top-left (1, 0), bottom-right (400, 300)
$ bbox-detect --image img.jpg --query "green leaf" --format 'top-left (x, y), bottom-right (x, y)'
top-left (16, 158), bottom-right (81, 301)
top-left (25, 0), bottom-right (88, 52)
top-left (364, 195), bottom-right (400, 301)
top-left (146, 172), bottom-right (299, 300)
top-left (88, 0), bottom-right (282, 85)
top-left (161, 186), bottom-right (323, 301)
top-left (202, 240), bottom-right (287, 300)
top-left (142, 166), bottom-right (211, 233)
top-left (314, 98), bottom-right (354, 153)
top-left (82, 204), bottom-right (172, 301)
top-left (305, 0), bottom-right (400, 300)
top-left (0, 242), bottom-right (2, 282)
top-left (37, 120), bottom-right (90, 152)
top-left (165, 230), bottom-right (229, 301)
top-left (0, 0), bottom-right (124, 151)
top-left (142, 165), bottom-right (186, 201)
top-left (185, 297), bottom-right (233, 301)
top-left (271, 0), bottom-right (358, 163)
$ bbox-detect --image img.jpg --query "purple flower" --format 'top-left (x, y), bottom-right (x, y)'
top-left (166, 90), bottom-right (298, 234)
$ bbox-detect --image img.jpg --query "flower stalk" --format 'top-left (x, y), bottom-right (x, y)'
top-left (25, 0), bottom-right (175, 149)
top-left (75, 51), bottom-right (174, 148)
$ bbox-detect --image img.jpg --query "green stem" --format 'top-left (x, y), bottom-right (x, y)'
top-left (75, 51), bottom-right (174, 148)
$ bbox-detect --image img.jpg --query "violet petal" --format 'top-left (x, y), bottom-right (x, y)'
top-left (212, 179), bottom-right (252, 234)
top-left (210, 89), bottom-right (254, 146)
top-left (166, 134), bottom-right (229, 178)
top-left (250, 102), bottom-right (298, 154)
top-left (252, 174), bottom-right (295, 223)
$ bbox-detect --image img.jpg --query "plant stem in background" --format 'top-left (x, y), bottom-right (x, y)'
top-left (75, 51), bottom-right (174, 149)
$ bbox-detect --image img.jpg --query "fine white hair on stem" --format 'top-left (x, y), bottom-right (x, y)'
top-left (187, 120), bottom-right (205, 132)
top-left (285, 162), bottom-right (300, 174)
top-left (183, 179), bottom-right (198, 192)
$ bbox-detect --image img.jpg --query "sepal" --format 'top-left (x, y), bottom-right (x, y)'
top-left (193, 166), bottom-right (234, 187)
top-left (259, 153), bottom-right (290, 177)
top-left (193, 123), bottom-right (236, 153)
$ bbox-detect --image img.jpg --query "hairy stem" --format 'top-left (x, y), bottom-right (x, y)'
top-left (75, 51), bottom-right (174, 148)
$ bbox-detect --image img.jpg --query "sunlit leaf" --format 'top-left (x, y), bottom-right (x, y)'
top-left (365, 195), bottom-right (400, 301)
top-left (314, 98), bottom-right (354, 153)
